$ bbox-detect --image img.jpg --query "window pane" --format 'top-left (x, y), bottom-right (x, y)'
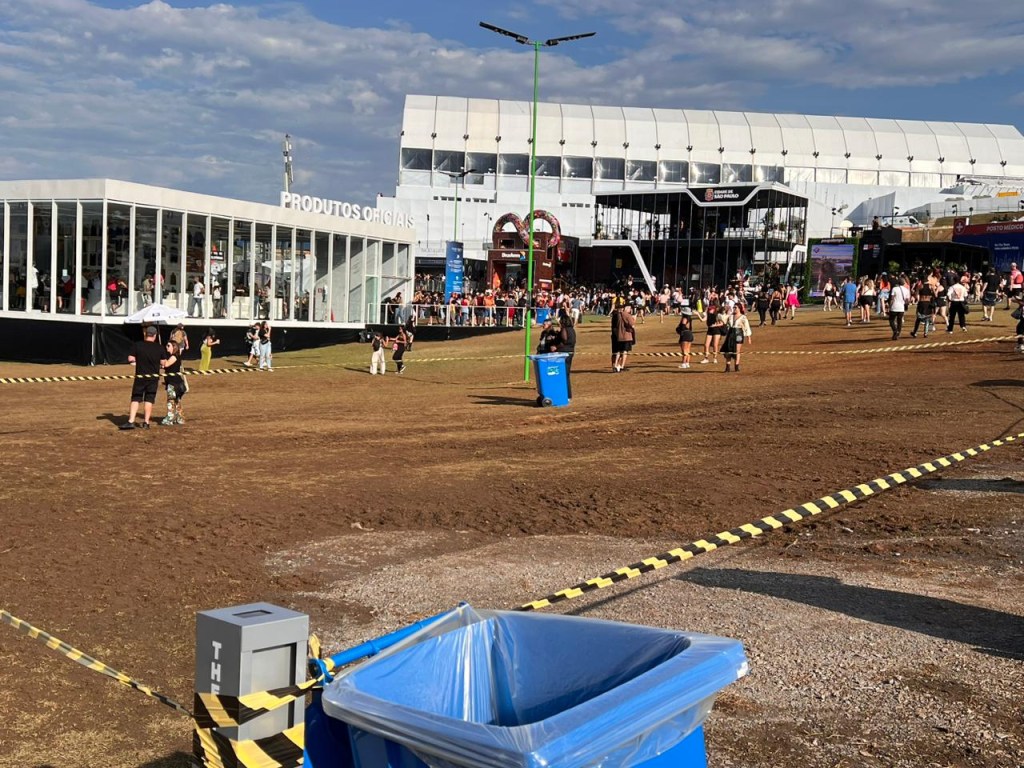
top-left (658, 160), bottom-right (687, 183)
top-left (722, 163), bottom-right (752, 184)
top-left (690, 162), bottom-right (720, 184)
top-left (498, 154), bottom-right (530, 176)
top-left (254, 223), bottom-right (272, 320)
top-left (231, 219), bottom-right (251, 320)
top-left (754, 165), bottom-right (784, 183)
top-left (627, 159), bottom-right (657, 182)
top-left (466, 153), bottom-right (497, 174)
top-left (562, 156), bottom-right (593, 179)
top-left (534, 155), bottom-right (560, 177)
top-left (186, 214), bottom-right (209, 319)
top-left (134, 207), bottom-right (158, 313)
top-left (348, 237), bottom-right (364, 323)
top-left (314, 232), bottom-right (330, 322)
top-left (595, 157), bottom-right (625, 180)
top-left (56, 203), bottom-right (76, 313)
top-left (401, 148), bottom-right (432, 171)
top-left (31, 203), bottom-right (53, 312)
top-left (276, 227), bottom-right (294, 321)
top-left (82, 202), bottom-right (104, 315)
top-left (433, 150), bottom-right (465, 173)
top-left (295, 229), bottom-right (312, 320)
top-left (210, 217), bottom-right (229, 318)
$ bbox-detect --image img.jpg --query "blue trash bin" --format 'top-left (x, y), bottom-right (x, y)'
top-left (528, 352), bottom-right (570, 407)
top-left (320, 604), bottom-right (748, 768)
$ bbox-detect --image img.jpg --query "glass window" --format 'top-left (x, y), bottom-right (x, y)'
top-left (275, 226), bottom-right (293, 321)
top-left (433, 150), bottom-right (465, 173)
top-left (658, 160), bottom-right (688, 184)
top-left (722, 164), bottom-right (753, 184)
top-left (347, 237), bottom-right (364, 323)
top-left (595, 157), bottom-right (625, 180)
top-left (160, 210), bottom-right (182, 310)
top-left (231, 219), bottom-right (251, 320)
top-left (754, 165), bottom-right (784, 183)
top-left (314, 231), bottom-right (330, 322)
top-left (627, 160), bottom-right (657, 182)
top-left (498, 154), bottom-right (530, 176)
top-left (467, 153), bottom-right (497, 174)
top-left (0, 203), bottom-right (5, 310)
top-left (562, 156), bottom-right (593, 179)
top-left (8, 202), bottom-right (28, 312)
top-left (134, 207), bottom-right (158, 313)
top-left (185, 214), bottom-right (208, 319)
top-left (31, 202), bottom-right (53, 313)
top-left (210, 217), bottom-right (230, 318)
top-left (105, 203), bottom-right (131, 316)
top-left (295, 229), bottom-right (312, 320)
top-left (253, 223), bottom-right (272, 320)
top-left (690, 162), bottom-right (721, 184)
top-left (401, 148), bottom-right (432, 171)
top-left (534, 155), bottom-right (560, 177)
top-left (82, 202), bottom-right (104, 315)
top-left (331, 233), bottom-right (347, 323)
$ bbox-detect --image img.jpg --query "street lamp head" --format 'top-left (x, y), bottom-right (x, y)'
top-left (479, 21), bottom-right (529, 45)
top-left (544, 31), bottom-right (596, 46)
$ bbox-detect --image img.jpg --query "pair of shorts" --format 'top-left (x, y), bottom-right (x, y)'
top-left (859, 296), bottom-right (874, 307)
top-left (678, 331), bottom-right (694, 343)
top-left (982, 292), bottom-right (998, 307)
top-left (612, 340), bottom-right (633, 353)
top-left (843, 301), bottom-right (856, 313)
top-left (131, 379), bottom-right (159, 403)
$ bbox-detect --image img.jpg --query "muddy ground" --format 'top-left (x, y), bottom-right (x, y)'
top-left (1, 307), bottom-right (1022, 768)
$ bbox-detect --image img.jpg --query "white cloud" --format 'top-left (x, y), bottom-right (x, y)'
top-left (0, 0), bottom-right (1019, 207)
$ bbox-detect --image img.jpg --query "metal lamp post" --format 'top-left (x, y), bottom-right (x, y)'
top-left (480, 21), bottom-right (595, 381)
top-left (438, 168), bottom-right (477, 243)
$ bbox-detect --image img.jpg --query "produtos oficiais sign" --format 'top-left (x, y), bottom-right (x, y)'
top-left (280, 192), bottom-right (415, 228)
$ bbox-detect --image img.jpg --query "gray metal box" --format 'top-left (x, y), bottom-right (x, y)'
top-left (195, 602), bottom-right (309, 741)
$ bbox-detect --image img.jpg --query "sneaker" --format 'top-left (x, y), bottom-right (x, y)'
top-left (160, 417), bottom-right (174, 426)
top-left (678, 364), bottom-right (687, 369)
top-left (700, 359), bottom-right (710, 364)
top-left (175, 417), bottom-right (185, 425)
top-left (119, 422), bottom-right (136, 431)
top-left (397, 367), bottom-right (405, 375)
top-left (140, 422), bottom-right (151, 430)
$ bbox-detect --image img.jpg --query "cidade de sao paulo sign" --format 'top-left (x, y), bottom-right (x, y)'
top-left (280, 192), bottom-right (415, 228)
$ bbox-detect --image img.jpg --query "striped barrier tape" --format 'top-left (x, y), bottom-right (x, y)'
top-left (0, 365), bottom-right (302, 385)
top-left (517, 429), bottom-right (1024, 611)
top-left (0, 608), bottom-right (191, 716)
top-left (0, 335), bottom-right (1013, 384)
top-left (193, 722), bottom-right (304, 768)
top-left (0, 607), bottom-right (327, 767)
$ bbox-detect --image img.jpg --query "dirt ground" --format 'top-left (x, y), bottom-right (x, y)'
top-left (1, 306), bottom-right (1022, 768)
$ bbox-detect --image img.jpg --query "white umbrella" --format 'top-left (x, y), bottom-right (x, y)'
top-left (123, 303), bottom-right (189, 325)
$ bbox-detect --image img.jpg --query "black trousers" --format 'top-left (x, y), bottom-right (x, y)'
top-left (889, 311), bottom-right (904, 338)
top-left (947, 302), bottom-right (967, 330)
top-left (564, 353), bottom-right (574, 399)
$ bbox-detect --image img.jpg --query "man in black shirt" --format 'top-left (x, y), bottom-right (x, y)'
top-left (121, 325), bottom-right (168, 430)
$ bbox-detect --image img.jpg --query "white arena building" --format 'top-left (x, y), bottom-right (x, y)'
top-left (378, 94), bottom-right (1024, 285)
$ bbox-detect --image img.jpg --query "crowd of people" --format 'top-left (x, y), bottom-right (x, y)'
top-left (822, 262), bottom-right (1024, 342)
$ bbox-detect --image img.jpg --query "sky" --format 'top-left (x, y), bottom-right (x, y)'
top-left (1, 0), bottom-right (1022, 206)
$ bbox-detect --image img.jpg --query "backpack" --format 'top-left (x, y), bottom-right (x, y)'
top-left (371, 336), bottom-right (382, 352)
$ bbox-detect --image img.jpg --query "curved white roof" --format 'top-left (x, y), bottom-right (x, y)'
top-left (402, 95), bottom-right (1024, 180)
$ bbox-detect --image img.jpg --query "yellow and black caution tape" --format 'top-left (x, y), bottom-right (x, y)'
top-left (193, 722), bottom-right (304, 768)
top-left (0, 364), bottom-right (304, 385)
top-left (193, 678), bottom-right (320, 729)
top-left (517, 429), bottom-right (1024, 611)
top-left (0, 608), bottom-right (191, 716)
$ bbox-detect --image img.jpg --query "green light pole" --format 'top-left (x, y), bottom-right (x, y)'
top-left (480, 22), bottom-right (595, 381)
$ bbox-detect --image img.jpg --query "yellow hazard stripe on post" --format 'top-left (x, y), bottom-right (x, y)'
top-left (193, 722), bottom-right (304, 768)
top-left (0, 608), bottom-right (191, 716)
top-left (517, 429), bottom-right (1024, 611)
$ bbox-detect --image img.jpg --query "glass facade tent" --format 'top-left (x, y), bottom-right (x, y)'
top-left (592, 183), bottom-right (809, 290)
top-left (0, 179), bottom-right (415, 327)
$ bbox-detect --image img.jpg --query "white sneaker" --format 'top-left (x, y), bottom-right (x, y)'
top-left (700, 359), bottom-right (710, 364)
top-left (678, 364), bottom-right (687, 369)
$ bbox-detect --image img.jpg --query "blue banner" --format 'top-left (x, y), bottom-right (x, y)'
top-left (444, 241), bottom-right (464, 301)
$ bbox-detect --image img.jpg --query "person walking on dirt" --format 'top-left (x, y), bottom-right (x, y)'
top-left (610, 299), bottom-right (635, 372)
top-left (910, 277), bottom-right (935, 338)
top-left (888, 276), bottom-right (911, 341)
top-left (946, 276), bottom-right (969, 333)
top-left (676, 307), bottom-right (695, 368)
top-left (722, 303), bottom-right (752, 372)
top-left (841, 277), bottom-right (858, 327)
top-left (392, 323), bottom-right (409, 374)
top-left (369, 330), bottom-right (387, 375)
top-left (160, 340), bottom-right (188, 425)
top-left (120, 325), bottom-right (167, 431)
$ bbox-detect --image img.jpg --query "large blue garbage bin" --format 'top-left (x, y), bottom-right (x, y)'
top-left (528, 352), bottom-right (570, 407)
top-left (320, 604), bottom-right (748, 768)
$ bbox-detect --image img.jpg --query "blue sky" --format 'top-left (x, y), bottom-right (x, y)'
top-left (1, 0), bottom-right (1021, 205)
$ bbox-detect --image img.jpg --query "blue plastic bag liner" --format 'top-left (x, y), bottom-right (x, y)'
top-left (321, 604), bottom-right (748, 768)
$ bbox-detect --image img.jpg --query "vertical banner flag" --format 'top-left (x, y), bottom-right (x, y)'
top-left (444, 241), bottom-right (464, 302)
